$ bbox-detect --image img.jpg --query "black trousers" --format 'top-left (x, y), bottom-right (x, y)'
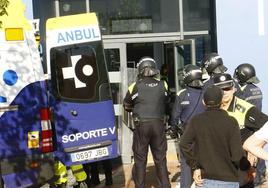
top-left (83, 159), bottom-right (113, 186)
top-left (132, 119), bottom-right (171, 188)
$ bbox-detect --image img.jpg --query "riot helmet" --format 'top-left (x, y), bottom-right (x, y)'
top-left (213, 73), bottom-right (234, 89)
top-left (201, 53), bottom-right (227, 75)
top-left (234, 63), bottom-right (260, 84)
top-left (183, 64), bottom-right (203, 88)
top-left (137, 57), bottom-right (159, 77)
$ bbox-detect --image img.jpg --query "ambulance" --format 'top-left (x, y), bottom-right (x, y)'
top-left (0, 0), bottom-right (54, 187)
top-left (46, 13), bottom-right (118, 166)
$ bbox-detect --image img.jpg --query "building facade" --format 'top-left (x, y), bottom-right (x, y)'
top-left (33, 0), bottom-right (217, 163)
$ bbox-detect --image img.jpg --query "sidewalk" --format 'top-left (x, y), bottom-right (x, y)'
top-left (95, 161), bottom-right (268, 188)
top-left (94, 161), bottom-right (181, 188)
top-left (93, 138), bottom-right (268, 188)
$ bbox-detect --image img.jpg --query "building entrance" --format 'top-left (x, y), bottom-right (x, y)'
top-left (103, 37), bottom-right (197, 163)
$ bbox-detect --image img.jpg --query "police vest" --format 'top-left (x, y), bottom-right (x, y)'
top-left (129, 78), bottom-right (168, 119)
top-left (54, 161), bottom-right (68, 184)
top-left (71, 164), bottom-right (87, 182)
top-left (227, 96), bottom-right (253, 129)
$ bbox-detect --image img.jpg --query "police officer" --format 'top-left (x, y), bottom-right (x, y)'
top-left (234, 63), bottom-right (262, 110)
top-left (123, 57), bottom-right (171, 188)
top-left (170, 64), bottom-right (205, 188)
top-left (213, 73), bottom-right (268, 188)
top-left (233, 63), bottom-right (265, 186)
top-left (201, 52), bottom-right (227, 88)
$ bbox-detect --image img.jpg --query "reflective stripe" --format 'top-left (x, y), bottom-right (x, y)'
top-left (245, 94), bottom-right (263, 101)
top-left (71, 164), bottom-right (87, 182)
top-left (128, 82), bottom-right (136, 94)
top-left (54, 161), bottom-right (68, 184)
top-left (41, 120), bottom-right (52, 130)
top-left (177, 89), bottom-right (186, 96)
top-left (43, 142), bottom-right (53, 147)
top-left (227, 97), bottom-right (253, 129)
top-left (43, 138), bottom-right (53, 142)
top-left (163, 81), bottom-right (168, 90)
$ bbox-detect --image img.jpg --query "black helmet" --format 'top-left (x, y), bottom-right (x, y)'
top-left (137, 57), bottom-right (159, 77)
top-left (183, 64), bottom-right (203, 87)
top-left (201, 53), bottom-right (227, 75)
top-left (213, 73), bottom-right (234, 89)
top-left (234, 63), bottom-right (260, 84)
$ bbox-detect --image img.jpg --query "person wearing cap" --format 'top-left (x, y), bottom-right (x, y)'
top-left (213, 73), bottom-right (268, 188)
top-left (170, 64), bottom-right (205, 188)
top-left (234, 63), bottom-right (265, 186)
top-left (201, 52), bottom-right (228, 89)
top-left (213, 73), bottom-right (267, 142)
top-left (123, 56), bottom-right (171, 188)
top-left (179, 85), bottom-right (245, 188)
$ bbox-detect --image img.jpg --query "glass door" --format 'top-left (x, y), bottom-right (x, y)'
top-left (173, 39), bottom-right (196, 93)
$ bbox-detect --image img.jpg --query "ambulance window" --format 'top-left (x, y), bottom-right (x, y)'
top-left (50, 44), bottom-right (100, 101)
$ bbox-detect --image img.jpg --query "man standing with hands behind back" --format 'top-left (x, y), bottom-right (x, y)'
top-left (180, 85), bottom-right (245, 188)
top-left (123, 57), bottom-right (170, 188)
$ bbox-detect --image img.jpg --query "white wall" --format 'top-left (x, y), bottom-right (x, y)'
top-left (216, 0), bottom-right (268, 113)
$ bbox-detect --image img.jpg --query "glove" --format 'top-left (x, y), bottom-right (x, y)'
top-left (167, 126), bottom-right (180, 139)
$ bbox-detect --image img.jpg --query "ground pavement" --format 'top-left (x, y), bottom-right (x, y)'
top-left (92, 161), bottom-right (268, 188)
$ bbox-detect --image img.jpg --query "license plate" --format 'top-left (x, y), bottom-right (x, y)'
top-left (70, 147), bottom-right (109, 162)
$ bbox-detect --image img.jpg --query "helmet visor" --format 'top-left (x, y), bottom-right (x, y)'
top-left (188, 80), bottom-right (204, 88)
top-left (140, 67), bottom-right (159, 77)
top-left (213, 65), bottom-right (227, 74)
top-left (247, 76), bottom-right (260, 84)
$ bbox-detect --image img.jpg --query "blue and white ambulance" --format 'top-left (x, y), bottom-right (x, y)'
top-left (46, 13), bottom-right (118, 166)
top-left (0, 0), bottom-right (54, 187)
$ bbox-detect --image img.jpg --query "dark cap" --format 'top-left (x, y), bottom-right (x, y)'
top-left (213, 73), bottom-right (234, 89)
top-left (203, 85), bottom-right (223, 107)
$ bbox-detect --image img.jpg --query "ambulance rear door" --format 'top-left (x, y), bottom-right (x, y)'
top-left (46, 13), bottom-right (118, 166)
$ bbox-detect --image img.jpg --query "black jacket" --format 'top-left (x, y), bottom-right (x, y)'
top-left (123, 77), bottom-right (169, 120)
top-left (179, 108), bottom-right (244, 182)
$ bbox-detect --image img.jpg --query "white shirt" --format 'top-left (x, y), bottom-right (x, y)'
top-left (254, 121), bottom-right (268, 142)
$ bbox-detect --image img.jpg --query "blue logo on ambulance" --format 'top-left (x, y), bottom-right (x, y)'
top-left (47, 26), bottom-right (101, 48)
top-left (0, 70), bottom-right (18, 103)
top-left (3, 70), bottom-right (18, 86)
